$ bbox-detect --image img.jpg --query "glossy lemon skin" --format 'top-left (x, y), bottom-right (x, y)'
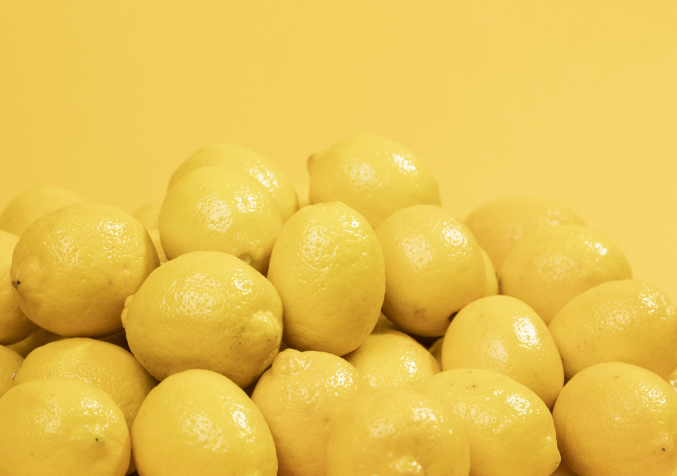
top-left (0, 186), bottom-right (85, 236)
top-left (419, 369), bottom-right (561, 476)
top-left (0, 230), bottom-right (37, 344)
top-left (442, 295), bottom-right (564, 408)
top-left (465, 198), bottom-right (585, 271)
top-left (267, 202), bottom-right (385, 356)
top-left (251, 349), bottom-right (366, 476)
top-left (10, 202), bottom-right (159, 337)
top-left (122, 251), bottom-right (283, 386)
top-left (0, 345), bottom-right (23, 397)
top-left (376, 205), bottom-right (486, 337)
top-left (500, 225), bottom-right (632, 324)
top-left (169, 143), bottom-right (298, 222)
top-left (553, 362), bottom-right (677, 476)
top-left (326, 388), bottom-right (471, 476)
top-left (308, 134), bottom-right (441, 228)
top-left (132, 369), bottom-right (277, 476)
top-left (0, 378), bottom-right (131, 476)
top-left (159, 166), bottom-right (283, 272)
top-left (550, 280), bottom-right (677, 380)
top-left (344, 327), bottom-right (440, 392)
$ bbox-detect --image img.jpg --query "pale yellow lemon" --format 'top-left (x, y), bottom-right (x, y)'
top-left (294, 182), bottom-right (310, 208)
top-left (132, 369), bottom-right (277, 476)
top-left (159, 166), bottom-right (282, 272)
top-left (344, 328), bottom-right (441, 391)
top-left (0, 230), bottom-right (37, 344)
top-left (251, 349), bottom-right (366, 476)
top-left (326, 387), bottom-right (470, 476)
top-left (465, 198), bottom-right (585, 270)
top-left (0, 345), bottom-right (22, 397)
top-left (147, 229), bottom-right (167, 264)
top-left (375, 205), bottom-right (486, 337)
top-left (0, 186), bottom-right (85, 236)
top-left (169, 143), bottom-right (298, 221)
top-left (553, 362), bottom-right (677, 476)
top-left (122, 251), bottom-right (283, 386)
top-left (481, 248), bottom-right (499, 296)
top-left (308, 134), bottom-right (441, 228)
top-left (442, 295), bottom-right (564, 408)
top-left (668, 367), bottom-right (677, 393)
top-left (500, 225), bottom-right (631, 324)
top-left (0, 378), bottom-right (130, 476)
top-left (374, 312), bottom-right (401, 331)
top-left (7, 328), bottom-right (65, 357)
top-left (10, 202), bottom-right (159, 337)
top-left (420, 369), bottom-right (561, 476)
top-left (13, 338), bottom-right (156, 431)
top-left (132, 198), bottom-right (163, 230)
top-left (267, 202), bottom-right (385, 355)
top-left (550, 280), bottom-right (677, 380)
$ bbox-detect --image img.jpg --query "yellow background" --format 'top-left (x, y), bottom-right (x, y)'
top-left (1, 1), bottom-right (676, 300)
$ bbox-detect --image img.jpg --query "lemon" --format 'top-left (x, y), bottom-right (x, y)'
top-left (13, 338), bottom-right (155, 473)
top-left (308, 134), bottom-right (441, 228)
top-left (465, 198), bottom-right (585, 270)
top-left (132, 198), bottom-right (163, 230)
top-left (420, 369), bottom-right (561, 476)
top-left (122, 251), bottom-right (283, 386)
top-left (374, 312), bottom-right (402, 331)
top-left (0, 345), bottom-right (22, 397)
top-left (442, 295), bottom-right (564, 408)
top-left (550, 280), bottom-right (677, 380)
top-left (132, 369), bottom-right (277, 476)
top-left (344, 327), bottom-right (441, 391)
top-left (668, 367), bottom-right (677, 393)
top-left (326, 387), bottom-right (470, 476)
top-left (10, 202), bottom-right (159, 337)
top-left (146, 229), bottom-right (168, 264)
top-left (295, 182), bottom-right (310, 208)
top-left (251, 349), bottom-right (366, 476)
top-left (6, 328), bottom-right (65, 357)
top-left (0, 230), bottom-right (37, 344)
top-left (500, 225), bottom-right (631, 324)
top-left (0, 378), bottom-right (130, 476)
top-left (0, 186), bottom-right (85, 236)
top-left (169, 143), bottom-right (298, 221)
top-left (553, 362), bottom-right (677, 476)
top-left (481, 248), bottom-right (499, 296)
top-left (159, 166), bottom-right (282, 272)
top-left (267, 202), bottom-right (385, 355)
top-left (375, 204), bottom-right (486, 337)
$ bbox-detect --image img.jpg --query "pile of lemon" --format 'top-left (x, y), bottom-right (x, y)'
top-left (0, 135), bottom-right (675, 476)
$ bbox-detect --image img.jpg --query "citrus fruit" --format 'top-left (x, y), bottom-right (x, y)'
top-left (308, 134), bottom-right (441, 228)
top-left (251, 349), bottom-right (366, 476)
top-left (10, 202), bottom-right (159, 337)
top-left (0, 378), bottom-right (130, 476)
top-left (0, 186), bottom-right (85, 236)
top-left (122, 251), bottom-right (283, 386)
top-left (343, 327), bottom-right (440, 391)
top-left (465, 198), bottom-right (585, 270)
top-left (146, 229), bottom-right (167, 264)
top-left (429, 337), bottom-right (444, 366)
top-left (500, 225), bottom-right (631, 324)
top-left (480, 248), bottom-right (499, 296)
top-left (375, 204), bottom-right (485, 336)
top-left (295, 182), bottom-right (310, 208)
top-left (549, 280), bottom-right (677, 380)
top-left (6, 328), bottom-right (65, 357)
top-left (0, 345), bottom-right (22, 397)
top-left (267, 202), bottom-right (384, 355)
top-left (132, 198), bottom-right (163, 230)
top-left (0, 230), bottom-right (37, 344)
top-left (159, 166), bottom-right (282, 272)
top-left (168, 143), bottom-right (298, 221)
top-left (326, 387), bottom-right (470, 476)
top-left (420, 369), bottom-right (561, 476)
top-left (132, 369), bottom-right (277, 476)
top-left (442, 295), bottom-right (564, 408)
top-left (553, 362), bottom-right (677, 476)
